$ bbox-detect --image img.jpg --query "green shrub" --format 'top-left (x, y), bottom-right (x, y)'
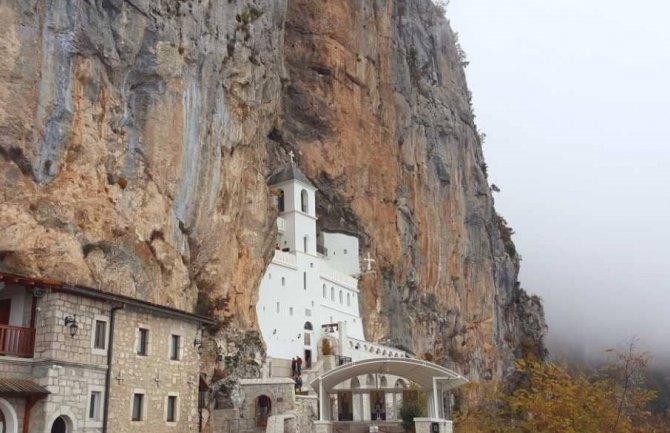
top-left (399, 401), bottom-right (425, 433)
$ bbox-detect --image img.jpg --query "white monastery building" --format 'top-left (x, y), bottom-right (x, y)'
top-left (256, 162), bottom-right (406, 371)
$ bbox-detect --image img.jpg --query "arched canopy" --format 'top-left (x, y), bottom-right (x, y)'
top-left (311, 358), bottom-right (467, 393)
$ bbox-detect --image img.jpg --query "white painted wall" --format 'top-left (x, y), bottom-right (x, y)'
top-left (258, 174), bottom-right (405, 367)
top-left (320, 232), bottom-right (360, 276)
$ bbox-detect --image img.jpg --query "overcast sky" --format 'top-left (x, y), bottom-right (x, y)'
top-left (448, 0), bottom-right (670, 362)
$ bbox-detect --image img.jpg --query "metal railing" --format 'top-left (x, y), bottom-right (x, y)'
top-left (336, 355), bottom-right (352, 366)
top-left (0, 324), bottom-right (35, 358)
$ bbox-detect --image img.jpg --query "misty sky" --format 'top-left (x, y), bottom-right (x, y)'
top-left (448, 0), bottom-right (670, 361)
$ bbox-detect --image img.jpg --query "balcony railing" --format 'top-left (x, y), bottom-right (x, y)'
top-left (320, 264), bottom-right (358, 289)
top-left (0, 324), bottom-right (35, 358)
top-left (272, 250), bottom-right (297, 268)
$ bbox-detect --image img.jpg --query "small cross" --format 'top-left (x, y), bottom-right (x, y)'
top-left (154, 372), bottom-right (161, 387)
top-left (363, 252), bottom-right (376, 272)
top-left (115, 372), bottom-right (124, 384)
top-left (288, 150), bottom-right (295, 163)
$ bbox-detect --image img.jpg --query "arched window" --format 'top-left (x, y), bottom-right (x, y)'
top-left (331, 287), bottom-right (335, 301)
top-left (395, 379), bottom-right (407, 389)
top-left (347, 293), bottom-right (351, 306)
top-left (366, 374), bottom-right (375, 387)
top-left (339, 291), bottom-right (343, 304)
top-left (380, 376), bottom-right (388, 388)
top-left (323, 284), bottom-right (327, 298)
top-left (301, 189), bottom-right (308, 213)
top-left (351, 377), bottom-right (360, 389)
top-left (304, 236), bottom-right (308, 253)
top-left (277, 189), bottom-right (285, 212)
top-left (304, 322), bottom-right (313, 331)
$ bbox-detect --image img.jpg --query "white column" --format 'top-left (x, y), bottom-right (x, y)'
top-left (432, 378), bottom-right (440, 419)
top-left (319, 381), bottom-right (326, 421)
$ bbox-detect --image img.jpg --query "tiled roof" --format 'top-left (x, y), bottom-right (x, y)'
top-left (267, 163), bottom-right (315, 188)
top-left (0, 379), bottom-right (50, 396)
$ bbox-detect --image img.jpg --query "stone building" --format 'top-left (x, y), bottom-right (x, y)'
top-left (0, 272), bottom-right (214, 433)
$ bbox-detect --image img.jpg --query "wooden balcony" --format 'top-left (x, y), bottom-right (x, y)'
top-left (0, 324), bottom-right (35, 358)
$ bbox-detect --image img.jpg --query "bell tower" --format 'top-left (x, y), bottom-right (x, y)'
top-left (268, 157), bottom-right (317, 255)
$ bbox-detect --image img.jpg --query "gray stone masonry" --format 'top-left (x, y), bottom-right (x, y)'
top-left (108, 306), bottom-right (201, 433)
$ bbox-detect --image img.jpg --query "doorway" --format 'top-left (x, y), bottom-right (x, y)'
top-left (304, 349), bottom-right (312, 369)
top-left (256, 395), bottom-right (272, 428)
top-left (50, 416), bottom-right (68, 433)
top-left (370, 391), bottom-right (386, 421)
top-left (0, 299), bottom-right (11, 325)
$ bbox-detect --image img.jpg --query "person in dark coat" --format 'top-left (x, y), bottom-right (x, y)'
top-left (296, 356), bottom-right (303, 374)
top-left (291, 357), bottom-right (297, 375)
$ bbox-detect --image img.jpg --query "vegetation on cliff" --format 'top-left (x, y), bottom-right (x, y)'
top-left (456, 344), bottom-right (669, 432)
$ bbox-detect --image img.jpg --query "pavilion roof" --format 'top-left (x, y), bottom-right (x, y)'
top-left (310, 357), bottom-right (468, 393)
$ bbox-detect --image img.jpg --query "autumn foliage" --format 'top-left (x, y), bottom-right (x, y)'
top-left (455, 346), bottom-right (668, 433)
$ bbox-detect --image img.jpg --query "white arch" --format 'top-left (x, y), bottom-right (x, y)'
top-left (0, 398), bottom-right (18, 433)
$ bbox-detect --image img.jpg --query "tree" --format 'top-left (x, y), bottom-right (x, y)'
top-left (455, 350), bottom-right (663, 433)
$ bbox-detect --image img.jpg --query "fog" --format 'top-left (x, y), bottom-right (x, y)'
top-left (448, 0), bottom-right (670, 363)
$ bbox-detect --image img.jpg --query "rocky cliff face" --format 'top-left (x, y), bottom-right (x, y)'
top-left (0, 0), bottom-right (545, 381)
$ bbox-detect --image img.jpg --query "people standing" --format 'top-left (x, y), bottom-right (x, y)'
top-left (291, 357), bottom-right (297, 375)
top-left (296, 356), bottom-right (303, 374)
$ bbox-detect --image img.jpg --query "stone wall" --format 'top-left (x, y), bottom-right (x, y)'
top-left (33, 291), bottom-right (110, 367)
top-left (295, 395), bottom-right (318, 433)
top-left (239, 378), bottom-right (296, 430)
top-left (107, 306), bottom-right (201, 433)
top-left (30, 363), bottom-right (107, 433)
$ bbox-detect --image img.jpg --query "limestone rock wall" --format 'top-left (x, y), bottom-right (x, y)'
top-left (0, 0), bottom-right (545, 383)
top-left (278, 0), bottom-right (546, 379)
top-left (0, 0), bottom-right (286, 319)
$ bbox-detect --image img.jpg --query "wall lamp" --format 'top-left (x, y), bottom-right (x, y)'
top-left (193, 328), bottom-right (204, 356)
top-left (63, 315), bottom-right (78, 338)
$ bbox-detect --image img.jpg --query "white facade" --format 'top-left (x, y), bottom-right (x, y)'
top-left (257, 165), bottom-right (405, 368)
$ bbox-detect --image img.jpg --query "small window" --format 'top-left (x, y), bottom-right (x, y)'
top-left (301, 189), bottom-right (308, 213)
top-left (304, 236), bottom-right (308, 253)
top-left (344, 249), bottom-right (348, 254)
top-left (89, 391), bottom-right (102, 420)
top-left (276, 302), bottom-right (280, 313)
top-left (305, 308), bottom-right (312, 317)
top-left (166, 395), bottom-right (178, 422)
top-left (277, 189), bottom-right (285, 212)
top-left (137, 328), bottom-right (149, 356)
top-left (170, 335), bottom-right (181, 361)
top-left (323, 284), bottom-right (327, 298)
top-left (347, 293), bottom-right (351, 306)
top-left (303, 272), bottom-right (307, 290)
top-left (289, 307), bottom-right (294, 316)
top-left (305, 333), bottom-right (311, 345)
top-left (94, 320), bottom-right (107, 350)
top-left (132, 393), bottom-right (144, 421)
top-left (331, 287), bottom-right (335, 301)
top-left (339, 290), bottom-right (343, 304)
top-left (281, 277), bottom-right (286, 286)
